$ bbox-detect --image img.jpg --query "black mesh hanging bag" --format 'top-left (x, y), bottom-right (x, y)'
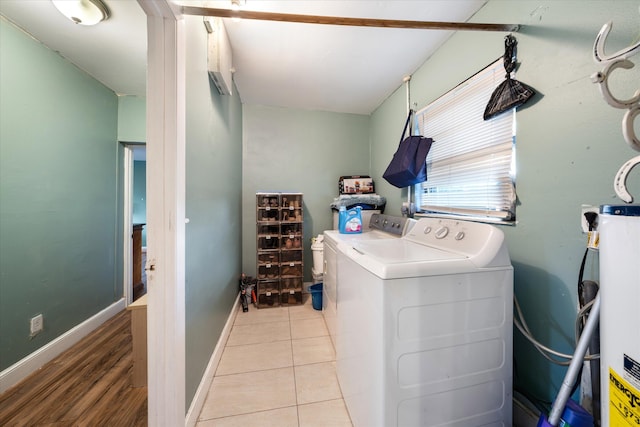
top-left (484, 35), bottom-right (536, 120)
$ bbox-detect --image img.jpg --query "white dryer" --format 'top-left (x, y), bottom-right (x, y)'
top-left (336, 217), bottom-right (513, 427)
top-left (323, 214), bottom-right (415, 350)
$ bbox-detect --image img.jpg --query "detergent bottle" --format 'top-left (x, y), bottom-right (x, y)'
top-left (340, 206), bottom-right (363, 234)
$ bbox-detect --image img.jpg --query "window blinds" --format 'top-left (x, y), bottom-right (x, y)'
top-left (415, 59), bottom-right (516, 221)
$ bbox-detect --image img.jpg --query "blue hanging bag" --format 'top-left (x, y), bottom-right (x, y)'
top-left (382, 110), bottom-right (433, 188)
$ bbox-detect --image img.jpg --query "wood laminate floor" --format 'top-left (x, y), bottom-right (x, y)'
top-left (0, 309), bottom-right (147, 427)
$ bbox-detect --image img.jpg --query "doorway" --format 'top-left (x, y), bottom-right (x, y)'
top-left (123, 144), bottom-right (147, 305)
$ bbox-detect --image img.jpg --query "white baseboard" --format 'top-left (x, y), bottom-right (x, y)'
top-left (185, 293), bottom-right (240, 427)
top-left (0, 299), bottom-right (126, 394)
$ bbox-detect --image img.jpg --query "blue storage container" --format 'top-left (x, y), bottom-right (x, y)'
top-left (310, 283), bottom-right (323, 310)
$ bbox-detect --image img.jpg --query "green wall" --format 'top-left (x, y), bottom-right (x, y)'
top-left (242, 105), bottom-right (371, 280)
top-left (117, 95), bottom-right (146, 143)
top-left (184, 15), bottom-right (244, 409)
top-left (117, 96), bottom-right (147, 247)
top-left (370, 1), bottom-right (640, 404)
top-left (0, 18), bottom-right (121, 370)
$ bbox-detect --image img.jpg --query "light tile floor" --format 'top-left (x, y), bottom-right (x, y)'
top-left (196, 295), bottom-right (353, 427)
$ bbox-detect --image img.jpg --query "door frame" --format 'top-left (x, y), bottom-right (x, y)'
top-left (122, 145), bottom-right (134, 306)
top-left (122, 144), bottom-right (146, 306)
top-left (137, 1), bottom-right (186, 425)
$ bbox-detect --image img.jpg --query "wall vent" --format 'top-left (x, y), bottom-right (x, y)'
top-left (206, 17), bottom-right (233, 95)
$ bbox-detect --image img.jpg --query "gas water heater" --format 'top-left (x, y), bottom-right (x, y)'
top-left (599, 204), bottom-right (640, 426)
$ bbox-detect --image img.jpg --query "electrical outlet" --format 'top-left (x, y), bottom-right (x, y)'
top-left (30, 314), bottom-right (43, 337)
top-left (401, 202), bottom-right (416, 216)
top-left (581, 205), bottom-right (599, 233)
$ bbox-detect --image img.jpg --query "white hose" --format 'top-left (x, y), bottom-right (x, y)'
top-left (514, 296), bottom-right (600, 364)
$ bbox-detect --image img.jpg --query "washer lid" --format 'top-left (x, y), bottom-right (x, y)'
top-left (352, 239), bottom-right (465, 264)
top-left (323, 229), bottom-right (402, 249)
top-left (345, 239), bottom-right (477, 279)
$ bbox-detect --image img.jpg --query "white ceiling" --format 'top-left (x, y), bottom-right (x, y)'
top-left (0, 0), bottom-right (148, 97)
top-left (0, 0), bottom-right (488, 115)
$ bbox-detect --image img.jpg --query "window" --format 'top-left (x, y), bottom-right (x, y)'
top-left (415, 59), bottom-right (516, 222)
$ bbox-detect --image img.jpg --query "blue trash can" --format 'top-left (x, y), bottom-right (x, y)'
top-left (310, 283), bottom-right (323, 311)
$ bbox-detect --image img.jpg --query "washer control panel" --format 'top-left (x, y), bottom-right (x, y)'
top-left (406, 217), bottom-right (506, 263)
top-left (369, 213), bottom-right (415, 236)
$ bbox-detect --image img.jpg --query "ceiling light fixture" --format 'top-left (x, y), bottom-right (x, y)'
top-left (230, 0), bottom-right (246, 11)
top-left (51, 0), bottom-right (110, 26)
top-left (230, 0), bottom-right (245, 22)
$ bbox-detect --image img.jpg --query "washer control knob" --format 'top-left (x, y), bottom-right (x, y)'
top-left (435, 226), bottom-right (449, 239)
top-left (455, 231), bottom-right (465, 241)
top-left (383, 219), bottom-right (388, 226)
top-left (424, 226), bottom-right (432, 234)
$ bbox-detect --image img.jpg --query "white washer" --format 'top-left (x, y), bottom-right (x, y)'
top-left (323, 214), bottom-right (415, 350)
top-left (336, 217), bottom-right (513, 427)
